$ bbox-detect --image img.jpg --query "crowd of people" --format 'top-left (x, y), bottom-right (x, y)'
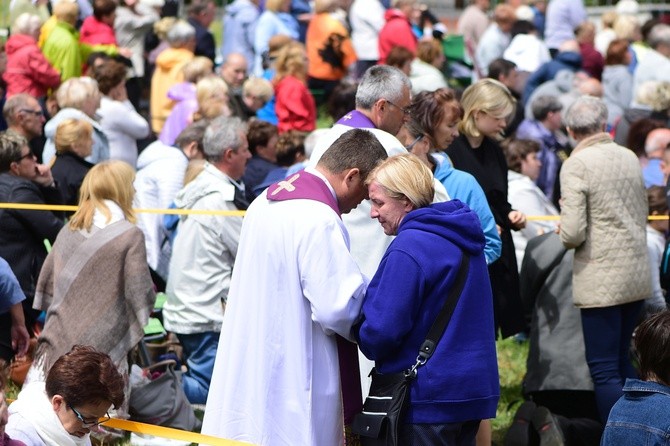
top-left (1, 0), bottom-right (670, 444)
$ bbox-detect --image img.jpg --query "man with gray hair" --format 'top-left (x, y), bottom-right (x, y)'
top-left (311, 64), bottom-right (415, 275)
top-left (642, 127), bottom-right (670, 187)
top-left (162, 116), bottom-right (250, 405)
top-left (559, 95), bottom-right (650, 424)
top-left (516, 94), bottom-right (566, 202)
top-left (150, 20), bottom-right (196, 133)
top-left (3, 94), bottom-right (47, 149)
top-left (633, 24), bottom-right (670, 97)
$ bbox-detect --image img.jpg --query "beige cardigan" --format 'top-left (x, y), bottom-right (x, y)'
top-left (559, 132), bottom-right (651, 308)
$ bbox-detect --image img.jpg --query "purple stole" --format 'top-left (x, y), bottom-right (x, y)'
top-left (335, 110), bottom-right (376, 129)
top-left (267, 171), bottom-right (363, 424)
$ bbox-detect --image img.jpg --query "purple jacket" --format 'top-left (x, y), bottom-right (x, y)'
top-left (158, 82), bottom-right (197, 145)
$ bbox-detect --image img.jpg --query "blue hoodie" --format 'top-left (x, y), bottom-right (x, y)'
top-left (358, 199), bottom-right (500, 424)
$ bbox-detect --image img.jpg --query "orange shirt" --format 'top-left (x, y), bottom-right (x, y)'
top-left (306, 13), bottom-right (357, 81)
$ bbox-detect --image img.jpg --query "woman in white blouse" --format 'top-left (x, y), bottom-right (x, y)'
top-left (505, 138), bottom-right (559, 269)
top-left (92, 59), bottom-right (150, 168)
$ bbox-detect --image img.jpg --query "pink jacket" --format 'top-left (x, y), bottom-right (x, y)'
top-left (3, 34), bottom-right (61, 98)
top-left (378, 9), bottom-right (417, 64)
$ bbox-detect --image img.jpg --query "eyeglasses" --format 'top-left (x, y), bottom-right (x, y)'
top-left (15, 151), bottom-right (36, 162)
top-left (405, 135), bottom-right (423, 151)
top-left (385, 99), bottom-right (411, 116)
top-left (19, 109), bottom-right (44, 117)
top-left (68, 404), bottom-right (111, 427)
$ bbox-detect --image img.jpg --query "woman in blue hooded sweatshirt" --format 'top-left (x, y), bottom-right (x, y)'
top-left (356, 154), bottom-right (500, 445)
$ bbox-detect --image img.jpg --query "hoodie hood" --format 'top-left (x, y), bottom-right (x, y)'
top-left (5, 34), bottom-right (37, 55)
top-left (44, 108), bottom-right (99, 139)
top-left (432, 152), bottom-right (455, 184)
top-left (398, 199), bottom-right (485, 256)
top-left (136, 139), bottom-right (185, 170)
top-left (226, 0), bottom-right (257, 16)
top-left (556, 69), bottom-right (576, 92)
top-left (555, 51), bottom-right (582, 70)
top-left (384, 8), bottom-right (407, 22)
top-left (156, 47), bottom-right (193, 71)
top-left (167, 82), bottom-right (196, 101)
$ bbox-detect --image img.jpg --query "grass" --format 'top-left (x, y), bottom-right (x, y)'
top-left (4, 338), bottom-right (528, 445)
top-left (493, 337), bottom-right (529, 444)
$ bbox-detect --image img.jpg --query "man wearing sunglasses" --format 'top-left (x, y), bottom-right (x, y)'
top-left (3, 94), bottom-right (47, 163)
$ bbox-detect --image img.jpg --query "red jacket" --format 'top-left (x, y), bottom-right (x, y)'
top-left (3, 34), bottom-right (61, 98)
top-left (378, 9), bottom-right (417, 64)
top-left (274, 75), bottom-right (316, 133)
top-left (80, 16), bottom-right (117, 45)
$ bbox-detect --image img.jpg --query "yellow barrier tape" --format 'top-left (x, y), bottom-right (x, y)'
top-left (103, 418), bottom-right (252, 446)
top-left (1, 202), bottom-right (668, 221)
top-left (4, 399), bottom-right (251, 446)
top-left (0, 203), bottom-right (246, 217)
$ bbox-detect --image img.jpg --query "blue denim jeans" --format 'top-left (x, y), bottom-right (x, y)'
top-left (176, 331), bottom-right (220, 405)
top-left (580, 300), bottom-right (643, 423)
top-left (601, 378), bottom-right (670, 445)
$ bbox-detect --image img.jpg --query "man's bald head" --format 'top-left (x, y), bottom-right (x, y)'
top-left (646, 128), bottom-right (670, 158)
top-left (221, 53), bottom-right (248, 88)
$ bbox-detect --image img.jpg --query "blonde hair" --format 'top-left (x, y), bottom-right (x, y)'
top-left (194, 76), bottom-right (230, 120)
top-left (153, 17), bottom-right (177, 40)
top-left (613, 15), bottom-right (639, 41)
top-left (243, 77), bottom-right (274, 103)
top-left (69, 160), bottom-right (137, 230)
top-left (274, 41), bottom-right (307, 82)
top-left (181, 56), bottom-right (214, 83)
top-left (53, 0), bottom-right (79, 25)
top-left (458, 78), bottom-right (516, 139)
top-left (55, 119), bottom-right (93, 154)
top-left (314, 0), bottom-right (337, 13)
top-left (56, 77), bottom-right (101, 110)
top-left (366, 153), bottom-right (434, 209)
top-left (183, 159), bottom-right (206, 185)
top-left (264, 0), bottom-right (286, 12)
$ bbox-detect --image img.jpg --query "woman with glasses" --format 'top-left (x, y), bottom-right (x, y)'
top-left (0, 132), bottom-right (64, 363)
top-left (24, 161), bottom-right (155, 416)
top-left (398, 87), bottom-right (502, 266)
top-left (446, 79), bottom-right (527, 339)
top-left (6, 345), bottom-right (125, 446)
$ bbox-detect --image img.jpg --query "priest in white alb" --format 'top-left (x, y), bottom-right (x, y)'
top-left (202, 129), bottom-right (388, 446)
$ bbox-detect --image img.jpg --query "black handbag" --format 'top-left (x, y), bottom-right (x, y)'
top-left (352, 253), bottom-right (471, 446)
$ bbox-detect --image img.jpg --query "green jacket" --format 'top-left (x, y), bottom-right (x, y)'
top-left (42, 21), bottom-right (117, 81)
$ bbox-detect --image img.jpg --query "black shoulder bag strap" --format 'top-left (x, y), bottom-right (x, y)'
top-left (406, 252), bottom-right (470, 377)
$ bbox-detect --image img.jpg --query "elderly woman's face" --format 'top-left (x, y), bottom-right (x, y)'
top-left (369, 181), bottom-right (413, 236)
top-left (52, 395), bottom-right (112, 438)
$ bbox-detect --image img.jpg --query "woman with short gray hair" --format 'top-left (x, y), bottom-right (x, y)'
top-left (42, 77), bottom-right (110, 165)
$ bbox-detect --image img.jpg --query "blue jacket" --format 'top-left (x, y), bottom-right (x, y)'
top-left (357, 200), bottom-right (500, 424)
top-left (523, 51), bottom-right (582, 104)
top-left (432, 153), bottom-right (501, 265)
top-left (601, 378), bottom-right (670, 445)
top-left (221, 0), bottom-right (259, 71)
